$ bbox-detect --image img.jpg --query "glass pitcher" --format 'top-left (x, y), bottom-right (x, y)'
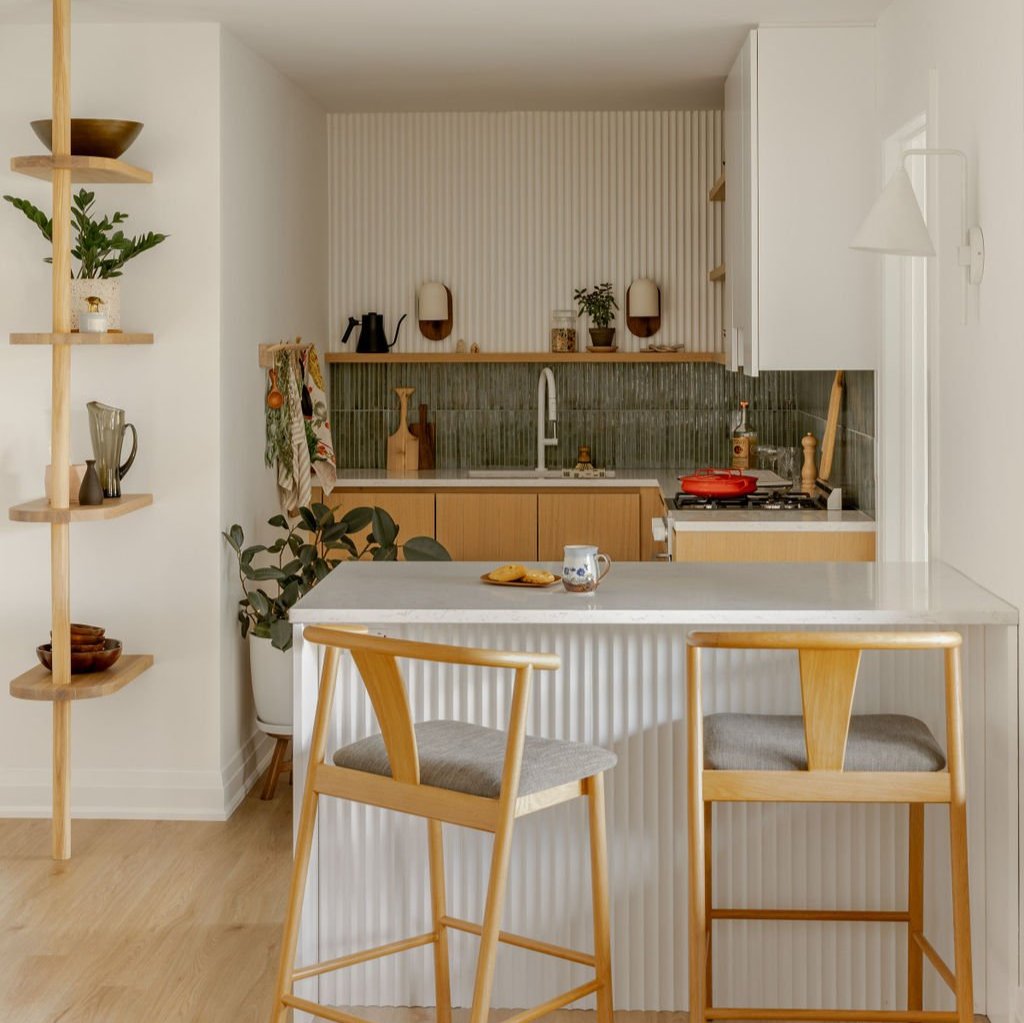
top-left (86, 401), bottom-right (137, 499)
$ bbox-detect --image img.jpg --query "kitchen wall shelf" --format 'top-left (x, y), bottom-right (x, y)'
top-left (9, 493), bottom-right (154, 523)
top-left (10, 331), bottom-right (154, 346)
top-left (10, 654), bottom-right (154, 702)
top-left (10, 154), bottom-right (153, 185)
top-left (326, 351), bottom-right (727, 365)
top-left (709, 173), bottom-right (726, 202)
top-left (709, 265), bottom-right (726, 282)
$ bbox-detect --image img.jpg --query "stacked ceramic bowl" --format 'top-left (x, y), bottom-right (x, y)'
top-left (37, 623), bottom-right (123, 674)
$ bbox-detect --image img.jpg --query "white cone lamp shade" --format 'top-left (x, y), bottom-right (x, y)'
top-left (851, 167), bottom-right (936, 257)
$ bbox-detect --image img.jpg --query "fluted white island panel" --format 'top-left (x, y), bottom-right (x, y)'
top-left (288, 562), bottom-right (1018, 1020)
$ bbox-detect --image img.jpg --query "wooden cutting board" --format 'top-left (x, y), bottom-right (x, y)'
top-left (410, 402), bottom-right (436, 470)
top-left (386, 387), bottom-right (419, 472)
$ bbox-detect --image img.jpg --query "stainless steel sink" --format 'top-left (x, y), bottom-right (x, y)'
top-left (467, 469), bottom-right (563, 479)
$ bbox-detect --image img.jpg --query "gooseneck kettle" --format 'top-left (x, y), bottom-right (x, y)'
top-left (340, 312), bottom-right (407, 354)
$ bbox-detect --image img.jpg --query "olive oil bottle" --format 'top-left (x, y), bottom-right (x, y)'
top-left (730, 400), bottom-right (758, 469)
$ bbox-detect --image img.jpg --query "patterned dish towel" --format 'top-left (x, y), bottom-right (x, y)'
top-left (265, 340), bottom-right (336, 516)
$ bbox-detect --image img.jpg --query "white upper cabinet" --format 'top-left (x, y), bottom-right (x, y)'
top-left (725, 27), bottom-right (879, 375)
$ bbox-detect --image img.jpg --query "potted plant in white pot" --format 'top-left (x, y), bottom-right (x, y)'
top-left (4, 188), bottom-right (167, 330)
top-left (224, 502), bottom-right (450, 798)
top-left (574, 282), bottom-right (619, 349)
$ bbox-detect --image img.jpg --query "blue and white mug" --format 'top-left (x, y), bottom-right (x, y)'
top-left (562, 544), bottom-right (612, 594)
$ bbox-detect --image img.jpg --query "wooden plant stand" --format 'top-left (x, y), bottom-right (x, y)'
top-left (8, 0), bottom-right (154, 859)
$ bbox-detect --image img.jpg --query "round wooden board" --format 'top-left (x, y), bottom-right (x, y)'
top-left (480, 573), bottom-right (559, 589)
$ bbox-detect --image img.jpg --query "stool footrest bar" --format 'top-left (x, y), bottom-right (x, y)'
top-left (712, 908), bottom-right (910, 922)
top-left (912, 931), bottom-right (957, 992)
top-left (280, 993), bottom-right (376, 1023)
top-left (440, 914), bottom-right (596, 966)
top-left (500, 979), bottom-right (604, 1023)
top-left (291, 931), bottom-right (436, 981)
top-left (706, 1010), bottom-right (957, 1022)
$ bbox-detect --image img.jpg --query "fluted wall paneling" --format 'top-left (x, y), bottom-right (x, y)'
top-left (328, 112), bottom-right (723, 355)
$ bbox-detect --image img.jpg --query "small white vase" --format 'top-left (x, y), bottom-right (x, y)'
top-left (248, 632), bottom-right (293, 735)
top-left (71, 278), bottom-right (121, 331)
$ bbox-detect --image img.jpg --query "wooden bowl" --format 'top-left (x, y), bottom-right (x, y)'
top-left (68, 623), bottom-right (105, 641)
top-left (31, 119), bottom-right (144, 159)
top-left (37, 639), bottom-right (123, 674)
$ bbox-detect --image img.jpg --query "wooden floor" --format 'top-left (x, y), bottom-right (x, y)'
top-left (0, 791), bottom-right (986, 1023)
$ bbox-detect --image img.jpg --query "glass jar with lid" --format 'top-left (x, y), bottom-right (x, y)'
top-left (550, 309), bottom-right (577, 353)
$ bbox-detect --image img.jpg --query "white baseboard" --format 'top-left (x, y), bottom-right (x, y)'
top-left (0, 730), bottom-right (275, 821)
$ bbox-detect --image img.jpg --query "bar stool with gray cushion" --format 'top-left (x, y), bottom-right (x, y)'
top-left (687, 631), bottom-right (973, 1023)
top-left (269, 626), bottom-right (617, 1023)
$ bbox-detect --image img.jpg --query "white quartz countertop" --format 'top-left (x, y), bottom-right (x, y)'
top-left (330, 467), bottom-right (672, 490)
top-left (667, 508), bottom-right (876, 532)
top-left (290, 560), bottom-right (1016, 627)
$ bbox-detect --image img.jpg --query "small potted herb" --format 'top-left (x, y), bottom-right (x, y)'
top-left (224, 503), bottom-right (449, 738)
top-left (573, 282), bottom-right (619, 348)
top-left (4, 188), bottom-right (167, 330)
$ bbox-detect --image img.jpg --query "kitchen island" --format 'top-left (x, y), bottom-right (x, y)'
top-left (288, 561), bottom-right (1017, 1019)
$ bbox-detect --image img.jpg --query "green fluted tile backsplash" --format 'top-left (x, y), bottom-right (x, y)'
top-left (330, 362), bottom-right (875, 512)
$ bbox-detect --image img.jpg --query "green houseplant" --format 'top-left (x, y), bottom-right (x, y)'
top-left (573, 282), bottom-right (619, 348)
top-left (4, 187), bottom-right (167, 329)
top-left (224, 502), bottom-right (450, 651)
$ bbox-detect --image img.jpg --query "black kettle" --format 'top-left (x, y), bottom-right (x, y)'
top-left (340, 312), bottom-right (407, 354)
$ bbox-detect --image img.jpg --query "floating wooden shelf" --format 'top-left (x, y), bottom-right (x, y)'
top-left (326, 351), bottom-right (727, 365)
top-left (10, 654), bottom-right (154, 702)
top-left (11, 155), bottom-right (153, 185)
top-left (9, 493), bottom-right (154, 523)
top-left (709, 174), bottom-right (726, 202)
top-left (10, 331), bottom-right (154, 346)
top-left (709, 265), bottom-right (726, 283)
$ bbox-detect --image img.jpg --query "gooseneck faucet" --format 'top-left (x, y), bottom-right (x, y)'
top-left (536, 367), bottom-right (558, 472)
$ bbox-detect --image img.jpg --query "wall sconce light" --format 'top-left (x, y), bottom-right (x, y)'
top-left (851, 148), bottom-right (984, 323)
top-left (417, 281), bottom-right (453, 340)
top-left (626, 277), bottom-right (661, 337)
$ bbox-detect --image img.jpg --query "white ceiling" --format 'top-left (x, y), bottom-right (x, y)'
top-left (0, 0), bottom-right (892, 111)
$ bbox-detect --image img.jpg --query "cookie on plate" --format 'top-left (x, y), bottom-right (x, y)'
top-left (488, 563), bottom-right (527, 583)
top-left (522, 569), bottom-right (556, 586)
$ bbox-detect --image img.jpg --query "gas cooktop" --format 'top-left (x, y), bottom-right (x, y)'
top-left (673, 489), bottom-right (827, 511)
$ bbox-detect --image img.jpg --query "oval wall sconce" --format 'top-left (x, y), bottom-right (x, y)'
top-left (418, 281), bottom-right (453, 340)
top-left (626, 278), bottom-right (661, 337)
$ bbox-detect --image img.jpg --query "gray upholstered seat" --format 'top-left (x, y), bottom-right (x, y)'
top-left (333, 719), bottom-right (617, 799)
top-left (703, 713), bottom-right (946, 772)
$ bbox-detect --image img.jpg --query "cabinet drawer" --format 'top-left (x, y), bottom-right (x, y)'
top-left (538, 493), bottom-right (640, 562)
top-left (673, 531), bottom-right (876, 562)
top-left (436, 493), bottom-right (538, 562)
top-left (321, 490), bottom-right (435, 559)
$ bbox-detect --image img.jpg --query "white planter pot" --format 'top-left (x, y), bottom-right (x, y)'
top-left (248, 632), bottom-right (293, 735)
top-left (71, 278), bottom-right (121, 331)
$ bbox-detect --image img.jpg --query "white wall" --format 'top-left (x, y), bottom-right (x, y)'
top-left (875, 2), bottom-right (1024, 1020)
top-left (327, 111), bottom-right (723, 354)
top-left (218, 32), bottom-right (327, 794)
top-left (0, 22), bottom-right (326, 819)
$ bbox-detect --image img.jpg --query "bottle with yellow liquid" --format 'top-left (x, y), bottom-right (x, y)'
top-left (730, 400), bottom-right (758, 470)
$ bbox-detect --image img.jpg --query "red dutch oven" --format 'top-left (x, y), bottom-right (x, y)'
top-left (679, 468), bottom-right (758, 499)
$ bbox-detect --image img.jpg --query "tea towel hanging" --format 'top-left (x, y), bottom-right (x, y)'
top-left (265, 341), bottom-right (336, 516)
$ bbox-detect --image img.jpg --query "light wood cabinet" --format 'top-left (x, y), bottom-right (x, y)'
top-left (672, 530), bottom-right (876, 562)
top-left (321, 490), bottom-right (435, 559)
top-left (435, 492), bottom-right (538, 561)
top-left (725, 27), bottom-right (878, 374)
top-left (538, 493), bottom-right (640, 562)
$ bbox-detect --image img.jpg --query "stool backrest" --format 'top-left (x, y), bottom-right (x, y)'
top-left (303, 625), bottom-right (560, 785)
top-left (687, 630), bottom-right (963, 775)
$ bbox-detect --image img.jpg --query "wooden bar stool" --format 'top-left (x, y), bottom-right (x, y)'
top-left (686, 630), bottom-right (972, 1023)
top-left (269, 625), bottom-right (616, 1023)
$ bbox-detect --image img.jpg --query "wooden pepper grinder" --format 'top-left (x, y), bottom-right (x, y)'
top-left (801, 433), bottom-right (818, 494)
